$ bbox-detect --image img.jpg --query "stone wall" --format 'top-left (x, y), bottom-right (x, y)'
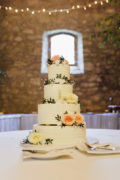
top-left (0, 0), bottom-right (120, 113)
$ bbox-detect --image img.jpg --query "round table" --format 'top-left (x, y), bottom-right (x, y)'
top-left (0, 129), bottom-right (120, 180)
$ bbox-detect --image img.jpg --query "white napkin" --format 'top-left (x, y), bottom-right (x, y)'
top-left (21, 142), bottom-right (120, 160)
top-left (76, 142), bottom-right (120, 155)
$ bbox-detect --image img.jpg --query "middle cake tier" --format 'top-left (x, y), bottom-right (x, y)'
top-left (44, 84), bottom-right (73, 101)
top-left (38, 103), bottom-right (80, 125)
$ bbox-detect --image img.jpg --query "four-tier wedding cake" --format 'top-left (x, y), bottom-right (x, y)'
top-left (26, 55), bottom-right (86, 146)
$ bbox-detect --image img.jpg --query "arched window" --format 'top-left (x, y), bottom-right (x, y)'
top-left (41, 29), bottom-right (84, 74)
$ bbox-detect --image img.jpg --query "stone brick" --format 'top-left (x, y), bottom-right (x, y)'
top-left (0, 0), bottom-right (119, 113)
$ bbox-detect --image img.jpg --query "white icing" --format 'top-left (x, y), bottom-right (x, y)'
top-left (33, 124), bottom-right (86, 146)
top-left (30, 57), bottom-right (87, 147)
top-left (38, 104), bottom-right (80, 125)
top-left (48, 64), bottom-right (70, 81)
top-left (44, 84), bottom-right (73, 101)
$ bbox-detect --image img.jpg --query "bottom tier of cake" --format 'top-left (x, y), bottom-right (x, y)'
top-left (33, 124), bottom-right (87, 146)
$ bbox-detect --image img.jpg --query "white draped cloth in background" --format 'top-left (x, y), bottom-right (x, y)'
top-left (0, 113), bottom-right (120, 131)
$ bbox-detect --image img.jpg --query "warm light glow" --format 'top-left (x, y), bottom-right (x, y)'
top-left (94, 1), bottom-right (98, 4)
top-left (26, 8), bottom-right (29, 11)
top-left (42, 9), bottom-right (46, 12)
top-left (72, 6), bottom-right (75, 9)
top-left (0, 0), bottom-right (110, 15)
top-left (77, 5), bottom-right (80, 9)
top-left (9, 7), bottom-right (12, 10)
top-left (15, 9), bottom-right (18, 13)
top-left (31, 11), bottom-right (35, 14)
top-left (5, 7), bottom-right (8, 10)
top-left (88, 4), bottom-right (92, 8)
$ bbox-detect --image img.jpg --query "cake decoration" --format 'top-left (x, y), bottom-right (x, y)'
top-left (47, 55), bottom-right (68, 65)
top-left (22, 55), bottom-right (86, 146)
top-left (23, 131), bottom-right (53, 145)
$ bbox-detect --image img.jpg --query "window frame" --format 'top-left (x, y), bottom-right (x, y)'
top-left (41, 29), bottom-right (84, 74)
top-left (49, 33), bottom-right (77, 66)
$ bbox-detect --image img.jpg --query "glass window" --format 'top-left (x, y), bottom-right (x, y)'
top-left (41, 29), bottom-right (84, 74)
top-left (50, 34), bottom-right (75, 65)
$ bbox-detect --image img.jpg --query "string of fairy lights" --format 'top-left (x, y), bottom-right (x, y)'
top-left (0, 0), bottom-right (110, 15)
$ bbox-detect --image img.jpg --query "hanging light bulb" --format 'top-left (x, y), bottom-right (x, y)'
top-left (76, 5), bottom-right (80, 9)
top-left (88, 4), bottom-right (92, 8)
top-left (106, 0), bottom-right (109, 3)
top-left (42, 9), bottom-right (46, 12)
top-left (15, 9), bottom-right (18, 13)
top-left (26, 8), bottom-right (29, 11)
top-left (94, 1), bottom-right (98, 4)
top-left (5, 7), bottom-right (8, 10)
top-left (100, 1), bottom-right (103, 5)
top-left (84, 6), bottom-right (87, 10)
top-left (72, 6), bottom-right (75, 9)
top-left (21, 9), bottom-right (24, 12)
top-left (31, 11), bottom-right (35, 14)
top-left (66, 10), bottom-right (69, 13)
top-left (9, 7), bottom-right (12, 10)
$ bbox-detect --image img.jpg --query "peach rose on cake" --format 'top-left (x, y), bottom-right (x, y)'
top-left (28, 132), bottom-right (43, 144)
top-left (62, 114), bottom-right (75, 125)
top-left (51, 55), bottom-right (69, 64)
top-left (51, 55), bottom-right (60, 63)
top-left (74, 114), bottom-right (84, 125)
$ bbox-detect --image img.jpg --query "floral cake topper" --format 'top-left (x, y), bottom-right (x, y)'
top-left (47, 55), bottom-right (69, 65)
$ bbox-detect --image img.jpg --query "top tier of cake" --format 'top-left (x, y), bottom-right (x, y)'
top-left (47, 55), bottom-right (70, 84)
top-left (48, 64), bottom-right (70, 83)
top-left (43, 56), bottom-right (78, 103)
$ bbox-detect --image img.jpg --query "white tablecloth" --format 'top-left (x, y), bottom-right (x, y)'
top-left (0, 129), bottom-right (120, 180)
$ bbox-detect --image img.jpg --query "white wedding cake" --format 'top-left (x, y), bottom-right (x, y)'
top-left (26, 56), bottom-right (86, 146)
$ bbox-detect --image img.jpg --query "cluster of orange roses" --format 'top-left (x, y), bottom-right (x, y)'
top-left (50, 55), bottom-right (68, 64)
top-left (62, 114), bottom-right (84, 126)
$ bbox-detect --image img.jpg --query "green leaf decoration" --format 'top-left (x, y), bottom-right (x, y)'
top-left (56, 74), bottom-right (73, 84)
top-left (44, 79), bottom-right (55, 85)
top-left (22, 137), bottom-right (29, 144)
top-left (64, 111), bottom-right (68, 114)
top-left (59, 56), bottom-right (64, 64)
top-left (47, 59), bottom-right (52, 65)
top-left (45, 138), bottom-right (53, 144)
top-left (90, 1), bottom-right (120, 49)
top-left (42, 98), bottom-right (56, 104)
top-left (55, 114), bottom-right (61, 121)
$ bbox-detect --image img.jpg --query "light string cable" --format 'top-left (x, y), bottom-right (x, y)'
top-left (0, 0), bottom-right (110, 15)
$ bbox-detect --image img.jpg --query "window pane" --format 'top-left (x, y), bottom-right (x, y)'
top-left (50, 34), bottom-right (75, 64)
